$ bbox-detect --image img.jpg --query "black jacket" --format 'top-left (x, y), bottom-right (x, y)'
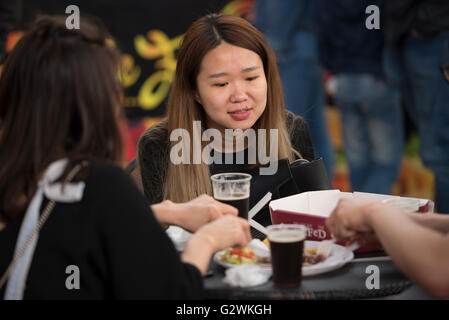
top-left (0, 164), bottom-right (203, 299)
top-left (385, 0), bottom-right (449, 47)
top-left (318, 0), bottom-right (385, 76)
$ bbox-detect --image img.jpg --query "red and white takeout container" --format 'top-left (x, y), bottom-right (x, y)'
top-left (269, 190), bottom-right (434, 252)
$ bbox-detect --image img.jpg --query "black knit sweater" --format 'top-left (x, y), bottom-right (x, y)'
top-left (138, 111), bottom-right (314, 201)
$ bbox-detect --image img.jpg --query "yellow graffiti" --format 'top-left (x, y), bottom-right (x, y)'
top-left (133, 30), bottom-right (182, 110)
top-left (135, 30), bottom-right (182, 62)
top-left (130, 1), bottom-right (244, 111)
top-left (120, 54), bottom-right (141, 88)
top-left (138, 68), bottom-right (174, 109)
top-left (222, 0), bottom-right (253, 16)
top-left (0, 1), bottom-right (248, 111)
top-left (221, 2), bottom-right (238, 15)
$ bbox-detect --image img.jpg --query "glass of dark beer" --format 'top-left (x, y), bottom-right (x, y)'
top-left (266, 224), bottom-right (307, 288)
top-left (211, 173), bottom-right (252, 219)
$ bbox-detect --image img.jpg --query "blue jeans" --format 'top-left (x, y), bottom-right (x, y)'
top-left (384, 32), bottom-right (449, 213)
top-left (255, 0), bottom-right (335, 178)
top-left (334, 74), bottom-right (404, 195)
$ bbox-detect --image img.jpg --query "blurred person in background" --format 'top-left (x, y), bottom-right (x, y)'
top-left (0, 16), bottom-right (250, 300)
top-left (383, 0), bottom-right (449, 212)
top-left (318, 0), bottom-right (404, 195)
top-left (254, 0), bottom-right (334, 178)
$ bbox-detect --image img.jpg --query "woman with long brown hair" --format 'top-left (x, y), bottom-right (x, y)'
top-left (133, 14), bottom-right (316, 233)
top-left (0, 16), bottom-right (250, 299)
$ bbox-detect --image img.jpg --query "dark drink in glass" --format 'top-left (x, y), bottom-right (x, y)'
top-left (267, 224), bottom-right (306, 288)
top-left (214, 193), bottom-right (249, 219)
top-left (211, 173), bottom-right (252, 220)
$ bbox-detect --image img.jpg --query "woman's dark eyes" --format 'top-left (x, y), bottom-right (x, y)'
top-left (213, 76), bottom-right (258, 87)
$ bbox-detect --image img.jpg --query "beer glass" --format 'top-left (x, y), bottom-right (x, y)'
top-left (211, 173), bottom-right (251, 219)
top-left (266, 224), bottom-right (307, 288)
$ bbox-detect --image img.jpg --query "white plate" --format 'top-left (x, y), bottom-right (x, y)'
top-left (213, 240), bottom-right (354, 277)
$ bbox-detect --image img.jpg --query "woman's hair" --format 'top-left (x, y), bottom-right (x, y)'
top-left (159, 13), bottom-right (299, 203)
top-left (0, 16), bottom-right (124, 222)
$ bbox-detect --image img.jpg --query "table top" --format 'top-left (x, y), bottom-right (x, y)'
top-left (203, 252), bottom-right (413, 300)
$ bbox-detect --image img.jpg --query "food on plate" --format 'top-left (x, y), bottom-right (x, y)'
top-left (303, 250), bottom-right (326, 266)
top-left (262, 238), bottom-right (270, 248)
top-left (221, 244), bottom-right (326, 267)
top-left (221, 247), bottom-right (257, 265)
top-left (305, 248), bottom-right (318, 255)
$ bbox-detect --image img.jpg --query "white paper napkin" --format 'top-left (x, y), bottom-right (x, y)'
top-left (223, 264), bottom-right (271, 287)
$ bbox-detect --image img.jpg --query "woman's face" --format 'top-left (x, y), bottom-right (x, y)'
top-left (196, 42), bottom-right (267, 132)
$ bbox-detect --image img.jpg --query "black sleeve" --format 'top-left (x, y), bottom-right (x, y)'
top-left (92, 164), bottom-right (203, 299)
top-left (286, 111), bottom-right (316, 161)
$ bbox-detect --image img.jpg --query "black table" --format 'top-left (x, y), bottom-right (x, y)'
top-left (204, 253), bottom-right (413, 300)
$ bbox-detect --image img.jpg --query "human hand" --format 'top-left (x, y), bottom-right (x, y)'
top-left (193, 215), bottom-right (251, 253)
top-left (174, 194), bottom-right (238, 233)
top-left (182, 215), bottom-right (251, 274)
top-left (326, 198), bottom-right (380, 241)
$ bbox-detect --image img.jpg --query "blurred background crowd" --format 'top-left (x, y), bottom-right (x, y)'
top-left (2, 0), bottom-right (448, 212)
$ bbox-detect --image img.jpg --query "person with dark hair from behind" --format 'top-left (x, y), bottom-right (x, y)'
top-left (0, 16), bottom-right (250, 299)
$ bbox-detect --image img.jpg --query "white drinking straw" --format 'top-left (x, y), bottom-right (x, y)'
top-left (248, 192), bottom-right (272, 219)
top-left (247, 192), bottom-right (272, 236)
top-left (248, 219), bottom-right (268, 236)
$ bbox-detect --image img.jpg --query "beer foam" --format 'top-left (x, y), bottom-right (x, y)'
top-left (267, 230), bottom-right (306, 243)
top-left (214, 194), bottom-right (249, 201)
